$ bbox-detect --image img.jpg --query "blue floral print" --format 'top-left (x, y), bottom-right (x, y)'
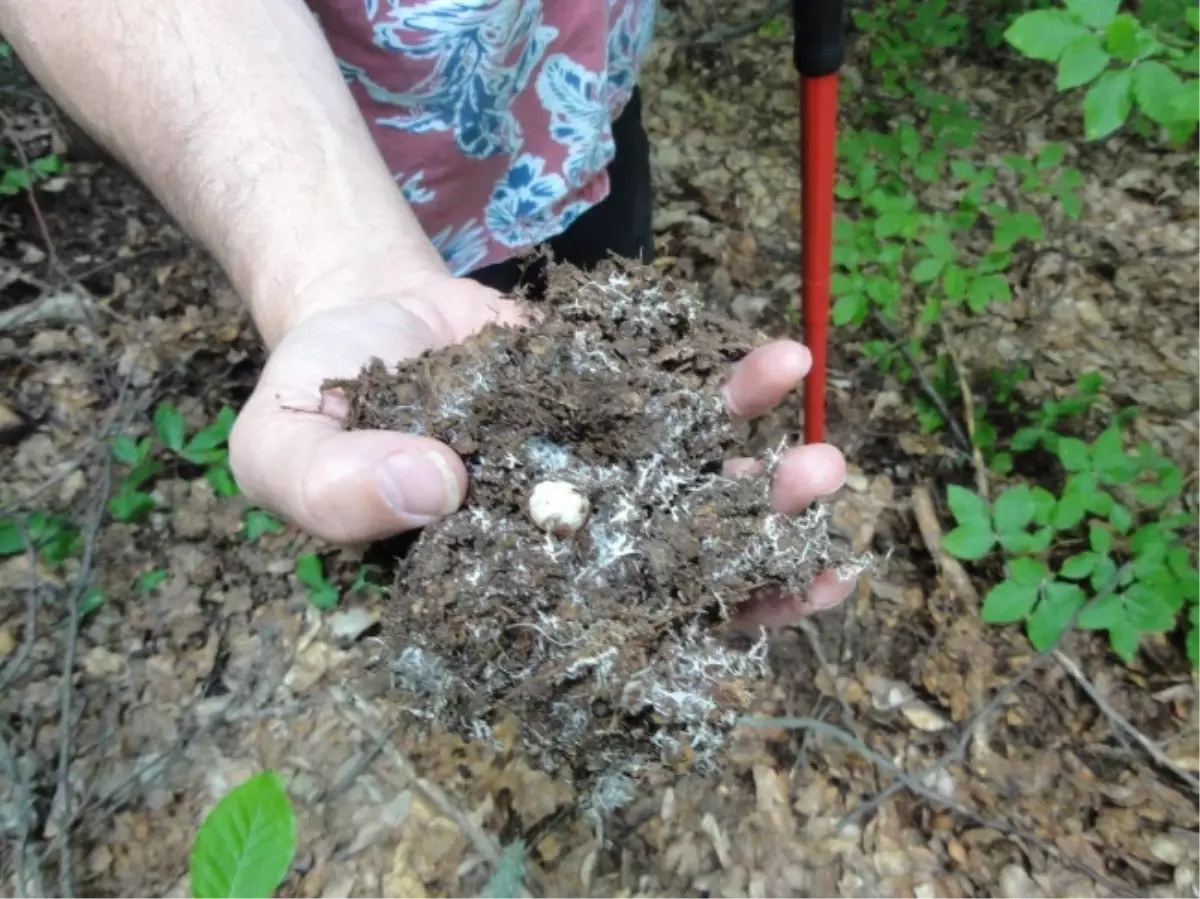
top-left (325, 1), bottom-right (658, 271)
top-left (536, 54), bottom-right (614, 190)
top-left (484, 153), bottom-right (590, 247)
top-left (432, 219), bottom-right (490, 273)
top-left (362, 0), bottom-right (558, 159)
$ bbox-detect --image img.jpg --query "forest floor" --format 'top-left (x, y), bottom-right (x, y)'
top-left (1, 4), bottom-right (1198, 898)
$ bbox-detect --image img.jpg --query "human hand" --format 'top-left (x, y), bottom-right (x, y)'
top-left (229, 274), bottom-right (526, 544)
top-left (720, 340), bottom-right (857, 629)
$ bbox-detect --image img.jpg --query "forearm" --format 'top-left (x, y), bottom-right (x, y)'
top-left (0, 0), bottom-right (446, 347)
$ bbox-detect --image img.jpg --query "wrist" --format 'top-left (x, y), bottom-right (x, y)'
top-left (251, 245), bottom-right (452, 348)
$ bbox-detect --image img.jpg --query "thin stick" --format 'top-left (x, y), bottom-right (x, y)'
top-left (739, 714), bottom-right (1136, 897)
top-left (872, 314), bottom-right (973, 456)
top-left (938, 320), bottom-right (989, 499)
top-left (1054, 650), bottom-right (1199, 793)
top-left (54, 458), bottom-right (111, 898)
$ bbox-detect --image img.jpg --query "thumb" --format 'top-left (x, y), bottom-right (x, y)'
top-left (230, 395), bottom-right (466, 544)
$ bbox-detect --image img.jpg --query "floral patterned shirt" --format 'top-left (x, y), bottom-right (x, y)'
top-left (309, 0), bottom-right (658, 275)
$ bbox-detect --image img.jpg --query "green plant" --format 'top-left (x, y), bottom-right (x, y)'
top-left (0, 511), bottom-right (80, 563)
top-left (155, 403), bottom-right (240, 498)
top-left (0, 151), bottom-right (66, 196)
top-left (109, 432), bottom-right (161, 522)
top-left (242, 509), bottom-right (284, 542)
top-left (942, 413), bottom-right (1196, 668)
top-left (294, 554), bottom-right (339, 610)
top-left (136, 568), bottom-right (169, 594)
top-left (1005, 0), bottom-right (1199, 142)
top-left (189, 770), bottom-right (296, 899)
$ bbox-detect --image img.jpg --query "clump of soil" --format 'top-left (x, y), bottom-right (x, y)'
top-left (331, 258), bottom-right (872, 819)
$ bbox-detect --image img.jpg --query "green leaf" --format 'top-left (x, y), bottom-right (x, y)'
top-left (137, 569), bottom-right (170, 594)
top-left (1057, 35), bottom-right (1110, 89)
top-left (1109, 503), bottom-right (1133, 532)
top-left (1089, 523), bottom-right (1113, 553)
top-left (832, 293), bottom-right (867, 326)
top-left (912, 257), bottom-right (944, 283)
top-left (112, 435), bottom-right (141, 465)
top-left (967, 273), bottom-right (1012, 311)
top-left (947, 484), bottom-right (990, 525)
top-left (1171, 81), bottom-right (1200, 121)
top-left (1065, 0), bottom-right (1120, 30)
top-left (1108, 624), bottom-right (1140, 663)
top-left (1026, 581), bottom-right (1086, 651)
top-left (1124, 583), bottom-right (1175, 632)
top-left (1056, 437), bottom-right (1091, 471)
top-left (993, 485), bottom-right (1035, 535)
top-left (1133, 61), bottom-right (1187, 125)
top-left (1036, 142), bottom-right (1066, 169)
top-left (154, 403), bottom-right (187, 453)
top-left (1052, 492), bottom-right (1087, 530)
top-left (1030, 486), bottom-right (1057, 524)
top-left (1187, 622), bottom-right (1198, 670)
top-left (1010, 557), bottom-right (1049, 586)
top-left (1084, 68), bottom-right (1134, 140)
top-left (1005, 10), bottom-right (1091, 61)
top-left (207, 465), bottom-right (240, 498)
top-left (1090, 426), bottom-right (1126, 473)
top-left (1078, 592), bottom-right (1123, 630)
top-left (1011, 427), bottom-right (1043, 452)
top-left (943, 524), bottom-right (996, 560)
top-left (243, 510), bottom-right (284, 542)
top-left (942, 264), bottom-right (968, 300)
top-left (0, 519), bottom-right (23, 555)
top-left (481, 841), bottom-right (528, 899)
top-left (1105, 13), bottom-right (1148, 62)
top-left (190, 770), bottom-right (296, 899)
top-left (982, 580), bottom-right (1039, 623)
top-left (295, 554), bottom-right (327, 590)
top-left (1061, 552), bottom-right (1097, 580)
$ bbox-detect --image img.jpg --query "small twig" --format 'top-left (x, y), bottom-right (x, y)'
top-left (53, 456), bottom-right (111, 898)
top-left (0, 720), bottom-right (43, 898)
top-left (740, 714), bottom-right (1137, 897)
top-left (1054, 650), bottom-right (1199, 793)
top-left (872, 314), bottom-right (973, 457)
top-left (837, 646), bottom-right (1047, 828)
top-left (0, 108), bottom-right (60, 276)
top-left (688, 0), bottom-right (789, 45)
top-left (0, 525), bottom-right (43, 693)
top-left (938, 320), bottom-right (988, 499)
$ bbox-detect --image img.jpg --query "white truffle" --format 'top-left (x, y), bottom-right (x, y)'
top-left (528, 480), bottom-right (591, 537)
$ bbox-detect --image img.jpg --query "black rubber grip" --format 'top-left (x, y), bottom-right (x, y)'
top-left (792, 0), bottom-right (846, 77)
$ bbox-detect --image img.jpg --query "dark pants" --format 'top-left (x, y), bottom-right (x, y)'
top-left (467, 88), bottom-right (654, 296)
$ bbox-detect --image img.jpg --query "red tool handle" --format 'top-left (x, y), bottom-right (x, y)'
top-left (792, 0), bottom-right (845, 446)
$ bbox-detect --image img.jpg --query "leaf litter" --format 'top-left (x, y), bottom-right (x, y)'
top-left (1, 3), bottom-right (1198, 898)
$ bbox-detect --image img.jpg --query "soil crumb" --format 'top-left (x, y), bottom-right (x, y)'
top-left (330, 258), bottom-right (872, 821)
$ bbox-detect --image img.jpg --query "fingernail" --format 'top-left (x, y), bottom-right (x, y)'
top-left (377, 452), bottom-right (459, 519)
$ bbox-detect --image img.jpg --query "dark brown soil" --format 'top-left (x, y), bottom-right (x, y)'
top-left (331, 258), bottom-right (872, 814)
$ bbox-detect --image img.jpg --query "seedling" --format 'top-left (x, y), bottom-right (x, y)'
top-left (294, 553), bottom-right (339, 610)
top-left (943, 411), bottom-right (1196, 668)
top-left (0, 511), bottom-right (80, 563)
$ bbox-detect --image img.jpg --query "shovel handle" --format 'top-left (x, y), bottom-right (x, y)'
top-left (792, 0), bottom-right (846, 77)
